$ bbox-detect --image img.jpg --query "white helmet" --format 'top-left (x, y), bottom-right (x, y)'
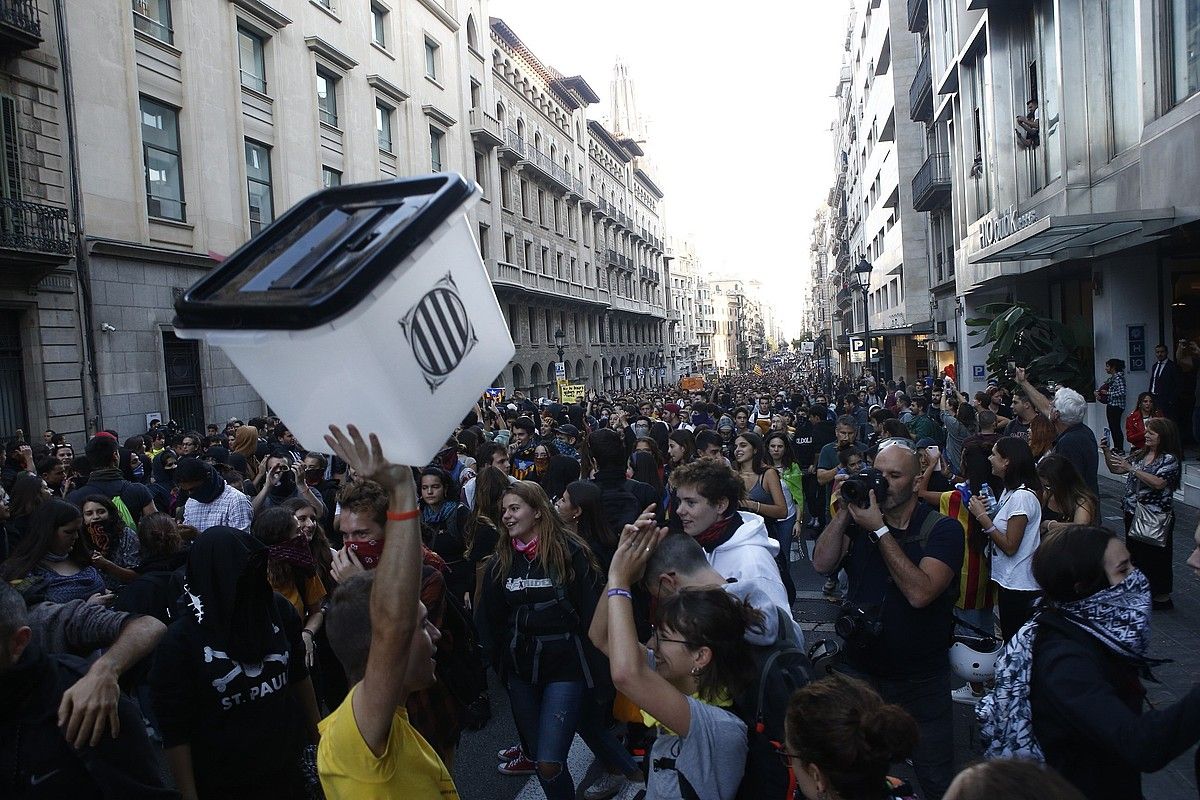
top-left (949, 636), bottom-right (1003, 684)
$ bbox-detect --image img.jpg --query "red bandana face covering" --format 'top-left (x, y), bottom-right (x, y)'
top-left (346, 539), bottom-right (384, 569)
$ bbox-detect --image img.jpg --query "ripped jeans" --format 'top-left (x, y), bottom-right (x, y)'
top-left (507, 678), bottom-right (585, 799)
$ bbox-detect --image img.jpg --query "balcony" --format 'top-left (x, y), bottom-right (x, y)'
top-left (0, 0), bottom-right (41, 52)
top-left (907, 0), bottom-right (927, 32)
top-left (0, 197), bottom-right (72, 280)
top-left (909, 49), bottom-right (933, 123)
top-left (499, 128), bottom-right (526, 161)
top-left (606, 248), bottom-right (620, 267)
top-left (521, 145), bottom-right (571, 192)
top-left (912, 152), bottom-right (951, 211)
top-left (469, 109), bottom-right (504, 150)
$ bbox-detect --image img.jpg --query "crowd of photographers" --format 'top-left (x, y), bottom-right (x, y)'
top-left (1, 364), bottom-right (1199, 800)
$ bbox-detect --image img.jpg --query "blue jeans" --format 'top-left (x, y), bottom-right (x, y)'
top-left (772, 515), bottom-right (798, 603)
top-left (577, 690), bottom-right (637, 776)
top-left (508, 678), bottom-right (585, 799)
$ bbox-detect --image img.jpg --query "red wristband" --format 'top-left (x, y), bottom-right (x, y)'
top-left (386, 509), bottom-right (419, 521)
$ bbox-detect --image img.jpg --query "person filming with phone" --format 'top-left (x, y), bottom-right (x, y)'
top-left (812, 440), bottom-right (964, 800)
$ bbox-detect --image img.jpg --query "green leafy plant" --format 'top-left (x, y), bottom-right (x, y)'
top-left (964, 302), bottom-right (1092, 393)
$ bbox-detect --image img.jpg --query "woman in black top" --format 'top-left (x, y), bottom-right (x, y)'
top-left (978, 525), bottom-right (1200, 800)
top-left (419, 466), bottom-right (472, 600)
top-left (476, 481), bottom-right (600, 800)
top-left (465, 465), bottom-right (507, 607)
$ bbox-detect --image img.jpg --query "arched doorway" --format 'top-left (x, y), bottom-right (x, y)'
top-left (529, 363), bottom-right (541, 395)
top-left (511, 363), bottom-right (525, 393)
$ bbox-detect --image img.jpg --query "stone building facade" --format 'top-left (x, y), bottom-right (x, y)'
top-left (484, 19), bottom-right (668, 398)
top-left (0, 0), bottom-right (86, 444)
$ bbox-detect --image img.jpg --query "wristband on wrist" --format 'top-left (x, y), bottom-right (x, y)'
top-left (386, 509), bottom-right (419, 521)
top-left (301, 629), bottom-right (315, 638)
top-left (984, 525), bottom-right (999, 534)
top-left (606, 587), bottom-right (634, 600)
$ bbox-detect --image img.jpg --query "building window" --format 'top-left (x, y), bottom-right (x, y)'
top-left (477, 223), bottom-right (489, 259)
top-left (322, 166), bottom-right (341, 187)
top-left (316, 70), bottom-right (339, 127)
top-left (371, 3), bottom-right (388, 48)
top-left (245, 140), bottom-right (273, 235)
top-left (1035, 3), bottom-right (1062, 182)
top-left (1107, 0), bottom-right (1139, 154)
top-left (139, 97), bottom-right (185, 221)
top-left (504, 233), bottom-right (514, 262)
top-left (424, 38), bottom-right (440, 80)
top-left (132, 0), bottom-right (172, 44)
top-left (537, 189), bottom-right (546, 225)
top-left (237, 27), bottom-right (267, 94)
top-left (520, 178), bottom-right (529, 217)
top-left (500, 168), bottom-right (512, 210)
top-left (376, 103), bottom-right (393, 152)
top-left (527, 308), bottom-right (537, 342)
top-left (1168, 0), bottom-right (1200, 105)
top-left (474, 152), bottom-right (488, 195)
top-left (523, 240), bottom-right (532, 269)
top-left (429, 127), bottom-right (444, 171)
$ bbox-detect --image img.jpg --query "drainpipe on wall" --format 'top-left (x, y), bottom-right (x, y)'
top-left (53, 0), bottom-right (102, 434)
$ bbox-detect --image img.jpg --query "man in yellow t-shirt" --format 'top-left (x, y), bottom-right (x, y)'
top-left (317, 424), bottom-right (460, 799)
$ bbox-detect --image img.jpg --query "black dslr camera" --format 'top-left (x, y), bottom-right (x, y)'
top-left (835, 602), bottom-right (883, 643)
top-left (839, 467), bottom-right (888, 509)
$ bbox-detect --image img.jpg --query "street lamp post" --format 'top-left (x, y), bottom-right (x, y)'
top-left (854, 257), bottom-right (873, 381)
top-left (554, 328), bottom-right (566, 396)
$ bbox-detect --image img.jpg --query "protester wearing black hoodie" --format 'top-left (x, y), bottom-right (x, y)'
top-left (150, 527), bottom-right (320, 799)
top-left (0, 582), bottom-right (177, 799)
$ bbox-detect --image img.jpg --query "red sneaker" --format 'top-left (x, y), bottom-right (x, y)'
top-left (498, 754), bottom-right (537, 776)
top-left (496, 744), bottom-right (524, 762)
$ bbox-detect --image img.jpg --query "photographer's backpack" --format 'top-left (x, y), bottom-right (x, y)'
top-left (732, 606), bottom-right (816, 800)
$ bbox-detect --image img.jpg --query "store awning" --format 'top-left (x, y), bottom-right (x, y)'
top-left (969, 208), bottom-right (1179, 264)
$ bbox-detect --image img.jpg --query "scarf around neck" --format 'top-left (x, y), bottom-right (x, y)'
top-left (693, 511), bottom-right (741, 553)
top-left (511, 535), bottom-right (539, 559)
top-left (421, 500), bottom-right (461, 527)
top-left (977, 569), bottom-right (1163, 760)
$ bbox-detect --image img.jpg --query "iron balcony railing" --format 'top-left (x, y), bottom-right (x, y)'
top-left (912, 152), bottom-right (952, 211)
top-left (909, 49), bottom-right (933, 123)
top-left (0, 0), bottom-right (41, 47)
top-left (0, 197), bottom-right (71, 256)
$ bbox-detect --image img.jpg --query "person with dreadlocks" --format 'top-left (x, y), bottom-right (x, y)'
top-left (150, 526), bottom-right (321, 799)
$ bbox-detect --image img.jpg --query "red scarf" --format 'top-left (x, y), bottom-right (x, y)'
top-left (268, 535), bottom-right (316, 571)
top-left (511, 535), bottom-right (539, 559)
top-left (693, 513), bottom-right (738, 553)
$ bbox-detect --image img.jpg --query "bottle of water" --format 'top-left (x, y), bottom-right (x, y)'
top-left (978, 484), bottom-right (997, 515)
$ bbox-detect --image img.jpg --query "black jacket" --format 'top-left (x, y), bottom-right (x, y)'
top-left (0, 644), bottom-right (177, 799)
top-left (476, 542), bottom-right (601, 686)
top-left (1031, 610), bottom-right (1200, 800)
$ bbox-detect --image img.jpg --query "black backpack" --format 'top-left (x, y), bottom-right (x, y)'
top-left (732, 607), bottom-right (816, 800)
top-left (597, 480), bottom-right (643, 537)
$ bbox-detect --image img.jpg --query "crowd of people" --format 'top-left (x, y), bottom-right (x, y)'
top-left (1, 362), bottom-right (1199, 800)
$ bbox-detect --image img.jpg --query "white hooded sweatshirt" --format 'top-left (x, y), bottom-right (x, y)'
top-left (704, 511), bottom-right (790, 620)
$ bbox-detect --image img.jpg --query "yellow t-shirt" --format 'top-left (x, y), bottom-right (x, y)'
top-left (318, 684), bottom-right (459, 799)
top-left (274, 572), bottom-right (327, 617)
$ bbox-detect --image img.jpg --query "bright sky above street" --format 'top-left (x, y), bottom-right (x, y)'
top-left (489, 0), bottom-right (850, 338)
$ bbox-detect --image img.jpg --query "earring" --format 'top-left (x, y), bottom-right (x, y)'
top-left (689, 666), bottom-right (700, 677)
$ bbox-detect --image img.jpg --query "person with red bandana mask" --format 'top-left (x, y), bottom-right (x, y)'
top-left (667, 458), bottom-right (789, 614)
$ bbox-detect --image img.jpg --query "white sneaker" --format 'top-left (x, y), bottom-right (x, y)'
top-left (584, 773), bottom-right (627, 800)
top-left (951, 684), bottom-right (985, 705)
